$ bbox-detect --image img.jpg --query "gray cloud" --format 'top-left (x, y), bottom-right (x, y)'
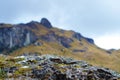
top-left (0, 0), bottom-right (120, 38)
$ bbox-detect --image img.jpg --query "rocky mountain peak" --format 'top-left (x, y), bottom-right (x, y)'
top-left (40, 18), bottom-right (52, 28)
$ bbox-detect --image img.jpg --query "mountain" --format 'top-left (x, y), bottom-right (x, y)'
top-left (0, 18), bottom-right (120, 73)
top-left (0, 18), bottom-right (93, 52)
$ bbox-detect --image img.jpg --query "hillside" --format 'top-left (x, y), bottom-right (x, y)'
top-left (0, 18), bottom-right (120, 73)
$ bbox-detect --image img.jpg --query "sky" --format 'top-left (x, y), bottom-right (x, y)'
top-left (0, 0), bottom-right (120, 49)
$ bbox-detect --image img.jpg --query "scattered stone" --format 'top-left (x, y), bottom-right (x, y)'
top-left (34, 41), bottom-right (42, 46)
top-left (2, 54), bottom-right (120, 80)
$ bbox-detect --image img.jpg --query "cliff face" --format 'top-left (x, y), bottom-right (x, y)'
top-left (0, 18), bottom-right (94, 53)
top-left (0, 24), bottom-right (37, 52)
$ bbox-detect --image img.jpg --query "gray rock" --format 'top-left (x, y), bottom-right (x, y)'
top-left (73, 32), bottom-right (94, 44)
top-left (0, 24), bottom-right (37, 52)
top-left (40, 18), bottom-right (52, 28)
top-left (34, 42), bottom-right (42, 46)
top-left (73, 49), bottom-right (86, 52)
top-left (57, 36), bottom-right (73, 48)
top-left (73, 32), bottom-right (83, 41)
top-left (85, 37), bottom-right (94, 44)
top-left (40, 31), bottom-right (73, 48)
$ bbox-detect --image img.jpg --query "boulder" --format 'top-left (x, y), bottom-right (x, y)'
top-left (34, 42), bottom-right (42, 46)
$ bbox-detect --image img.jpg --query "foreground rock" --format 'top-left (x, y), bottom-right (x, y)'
top-left (1, 54), bottom-right (120, 80)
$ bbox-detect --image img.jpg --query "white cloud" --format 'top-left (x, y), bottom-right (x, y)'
top-left (94, 33), bottom-right (120, 49)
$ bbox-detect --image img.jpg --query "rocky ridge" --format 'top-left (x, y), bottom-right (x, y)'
top-left (0, 18), bottom-right (94, 53)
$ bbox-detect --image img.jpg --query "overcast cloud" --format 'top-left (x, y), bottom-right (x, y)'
top-left (0, 0), bottom-right (120, 49)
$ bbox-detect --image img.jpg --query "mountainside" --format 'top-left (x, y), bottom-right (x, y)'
top-left (0, 18), bottom-right (120, 73)
top-left (0, 18), bottom-right (93, 52)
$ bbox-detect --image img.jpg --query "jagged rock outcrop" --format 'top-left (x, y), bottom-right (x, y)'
top-left (40, 18), bottom-right (52, 28)
top-left (85, 37), bottom-right (94, 44)
top-left (73, 32), bottom-right (83, 41)
top-left (40, 31), bottom-right (73, 48)
top-left (73, 32), bottom-right (94, 44)
top-left (58, 36), bottom-right (73, 48)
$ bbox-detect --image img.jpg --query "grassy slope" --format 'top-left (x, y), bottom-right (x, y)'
top-left (9, 24), bottom-right (120, 73)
